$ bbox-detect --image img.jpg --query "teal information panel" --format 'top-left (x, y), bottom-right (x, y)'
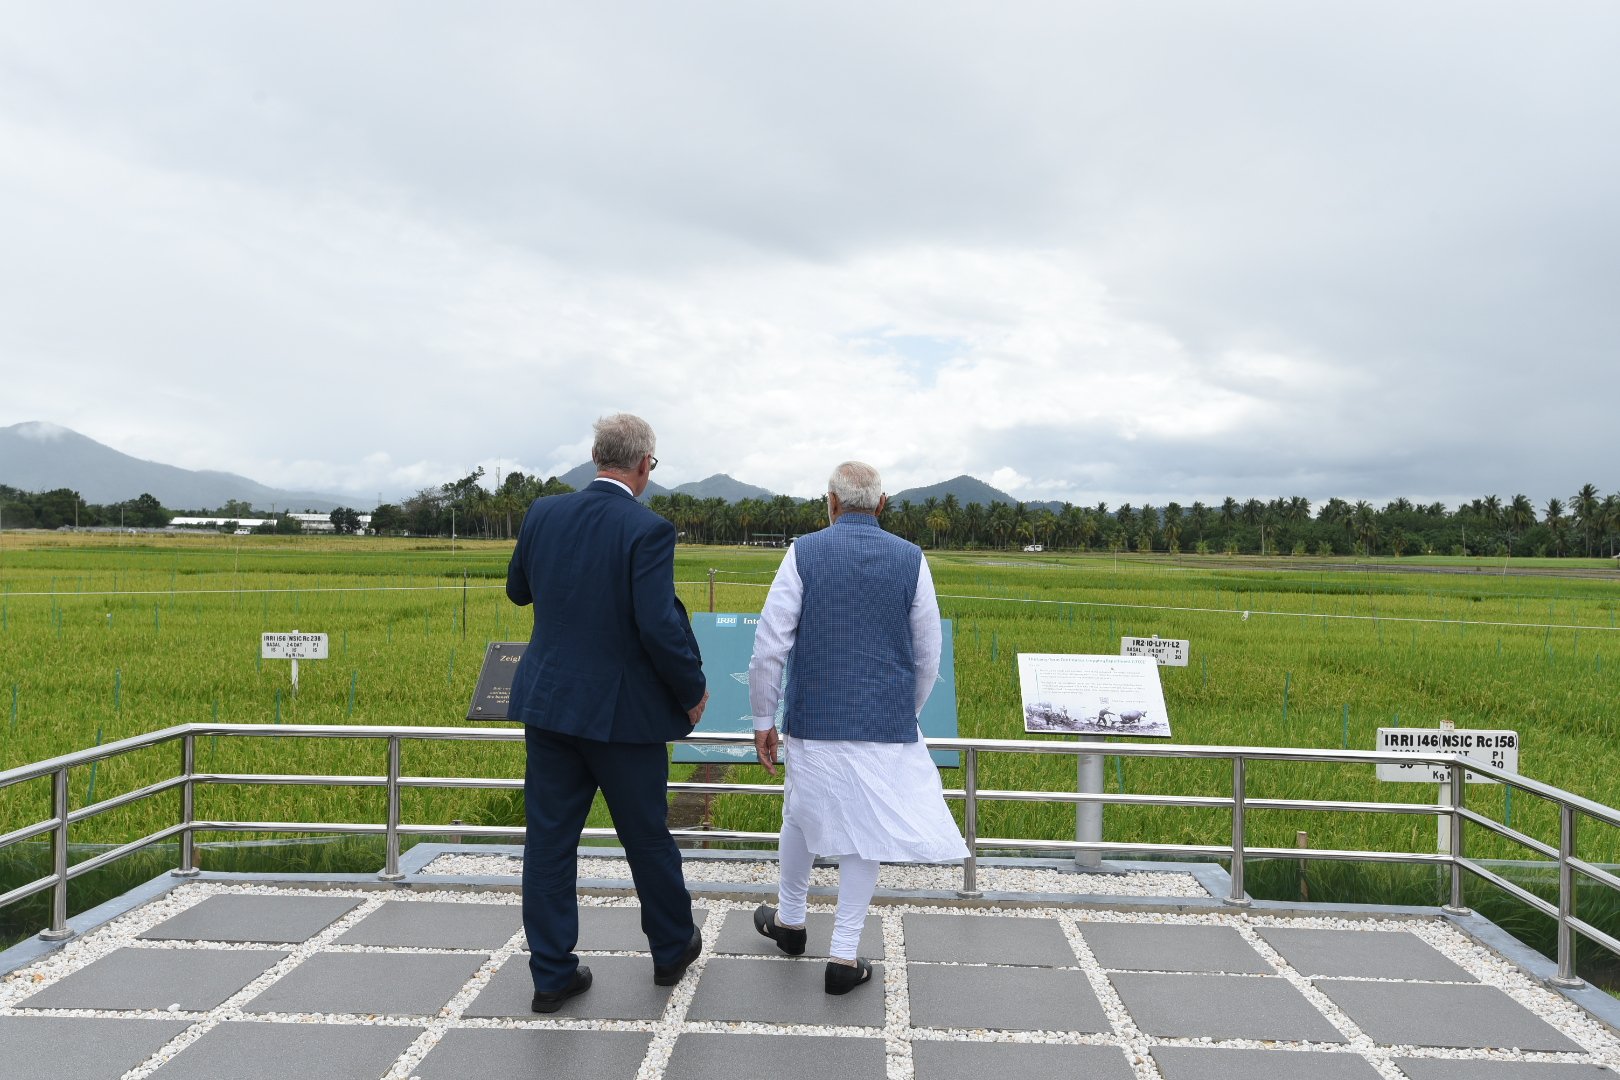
top-left (676, 613), bottom-right (959, 767)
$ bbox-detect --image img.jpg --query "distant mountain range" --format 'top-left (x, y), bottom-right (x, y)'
top-left (0, 422), bottom-right (350, 512)
top-left (1, 422), bottom-right (1070, 514)
top-left (556, 463), bottom-right (773, 503)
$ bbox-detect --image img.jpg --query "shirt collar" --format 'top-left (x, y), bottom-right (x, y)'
top-left (594, 476), bottom-right (635, 497)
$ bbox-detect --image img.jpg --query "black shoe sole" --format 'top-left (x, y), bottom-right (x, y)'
top-left (753, 904), bottom-right (807, 956)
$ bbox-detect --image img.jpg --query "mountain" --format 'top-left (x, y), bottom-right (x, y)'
top-left (0, 422), bottom-right (350, 512)
top-left (671, 474), bottom-right (777, 502)
top-left (556, 462), bottom-right (672, 499)
top-left (889, 474), bottom-right (1020, 508)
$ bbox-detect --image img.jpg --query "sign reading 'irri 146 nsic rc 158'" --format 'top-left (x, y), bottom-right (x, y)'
top-left (1375, 728), bottom-right (1519, 784)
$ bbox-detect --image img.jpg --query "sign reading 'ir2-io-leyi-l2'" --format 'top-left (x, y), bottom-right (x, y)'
top-left (1119, 636), bottom-right (1190, 666)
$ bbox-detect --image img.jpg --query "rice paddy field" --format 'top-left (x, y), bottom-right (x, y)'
top-left (3, 531), bottom-right (1620, 966)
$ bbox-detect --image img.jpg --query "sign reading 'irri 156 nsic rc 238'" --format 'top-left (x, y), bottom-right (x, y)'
top-left (260, 632), bottom-right (329, 660)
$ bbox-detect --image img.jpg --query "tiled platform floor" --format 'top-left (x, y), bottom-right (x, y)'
top-left (3, 884), bottom-right (1619, 1079)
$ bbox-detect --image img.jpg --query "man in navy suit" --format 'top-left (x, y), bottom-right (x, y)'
top-left (506, 413), bottom-right (709, 1012)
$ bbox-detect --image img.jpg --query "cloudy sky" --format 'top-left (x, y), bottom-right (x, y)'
top-left (2, 2), bottom-right (1615, 508)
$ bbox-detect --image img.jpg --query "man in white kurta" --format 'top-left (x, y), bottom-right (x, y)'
top-left (748, 461), bottom-right (966, 994)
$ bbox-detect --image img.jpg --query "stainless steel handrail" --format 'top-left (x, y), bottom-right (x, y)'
top-left (1, 722), bottom-right (1615, 988)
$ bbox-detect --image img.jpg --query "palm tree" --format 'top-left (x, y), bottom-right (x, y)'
top-left (1545, 497), bottom-right (1567, 556)
top-left (1572, 484), bottom-right (1601, 557)
top-left (1599, 494), bottom-right (1620, 557)
top-left (1352, 500), bottom-right (1377, 554)
top-left (1190, 501), bottom-right (1211, 543)
top-left (962, 502), bottom-right (986, 547)
top-left (1220, 497), bottom-right (1238, 527)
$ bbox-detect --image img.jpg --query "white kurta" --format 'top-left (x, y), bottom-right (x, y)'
top-left (749, 543), bottom-right (967, 863)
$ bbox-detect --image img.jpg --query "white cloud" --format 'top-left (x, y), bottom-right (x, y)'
top-left (1, 3), bottom-right (1617, 509)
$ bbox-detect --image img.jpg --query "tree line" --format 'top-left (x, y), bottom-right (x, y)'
top-left (6, 478), bottom-right (1616, 558)
top-left (639, 487), bottom-right (1620, 559)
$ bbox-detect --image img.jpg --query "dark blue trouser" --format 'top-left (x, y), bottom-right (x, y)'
top-left (522, 725), bottom-right (694, 992)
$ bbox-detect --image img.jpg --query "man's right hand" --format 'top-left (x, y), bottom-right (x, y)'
top-left (687, 690), bottom-right (709, 726)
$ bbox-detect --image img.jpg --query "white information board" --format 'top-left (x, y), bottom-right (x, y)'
top-left (1018, 653), bottom-right (1172, 737)
top-left (1375, 728), bottom-right (1519, 784)
top-left (1120, 636), bottom-right (1189, 666)
top-left (261, 632), bottom-right (329, 660)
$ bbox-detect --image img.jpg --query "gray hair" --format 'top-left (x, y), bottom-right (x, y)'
top-left (828, 461), bottom-right (883, 512)
top-left (591, 413), bottom-right (657, 471)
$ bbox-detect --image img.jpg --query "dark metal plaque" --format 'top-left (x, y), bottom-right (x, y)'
top-left (467, 641), bottom-right (527, 720)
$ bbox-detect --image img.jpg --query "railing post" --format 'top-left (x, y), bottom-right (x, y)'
top-left (1442, 761), bottom-right (1469, 915)
top-left (1552, 803), bottom-right (1584, 988)
top-left (956, 748), bottom-right (982, 899)
top-left (708, 568), bottom-right (716, 613)
top-left (378, 736), bottom-right (405, 881)
top-left (172, 733), bottom-right (201, 877)
top-left (1225, 755), bottom-right (1251, 906)
top-left (39, 768), bottom-right (73, 940)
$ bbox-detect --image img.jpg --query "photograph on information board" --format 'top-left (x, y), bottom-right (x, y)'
top-left (1017, 653), bottom-right (1171, 738)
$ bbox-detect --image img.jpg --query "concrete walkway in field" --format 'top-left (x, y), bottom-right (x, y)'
top-left (2, 847), bottom-right (1619, 1080)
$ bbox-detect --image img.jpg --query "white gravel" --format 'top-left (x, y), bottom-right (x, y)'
top-left (421, 852), bottom-right (1211, 898)
top-left (3, 880), bottom-right (1618, 1079)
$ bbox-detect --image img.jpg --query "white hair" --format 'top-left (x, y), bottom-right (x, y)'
top-left (828, 461), bottom-right (883, 512)
top-left (591, 413), bottom-right (656, 471)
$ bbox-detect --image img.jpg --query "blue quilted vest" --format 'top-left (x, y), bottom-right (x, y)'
top-left (782, 513), bottom-right (921, 744)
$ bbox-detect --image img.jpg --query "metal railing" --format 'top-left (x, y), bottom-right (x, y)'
top-left (2, 723), bottom-right (1615, 987)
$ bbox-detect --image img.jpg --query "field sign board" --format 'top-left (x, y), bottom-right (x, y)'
top-left (1019, 653), bottom-right (1172, 738)
top-left (467, 642), bottom-right (525, 720)
top-left (677, 613), bottom-right (960, 767)
top-left (1375, 728), bottom-right (1519, 784)
top-left (261, 632), bottom-right (328, 660)
top-left (1120, 636), bottom-right (1189, 666)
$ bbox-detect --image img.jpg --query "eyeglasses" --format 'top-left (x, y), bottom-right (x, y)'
top-left (648, 455), bottom-right (659, 471)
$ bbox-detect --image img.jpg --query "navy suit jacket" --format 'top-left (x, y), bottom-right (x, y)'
top-left (506, 479), bottom-right (705, 744)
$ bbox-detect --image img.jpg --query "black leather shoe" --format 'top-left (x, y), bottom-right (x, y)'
top-left (753, 904), bottom-right (807, 956)
top-left (531, 966), bottom-right (592, 1013)
top-left (653, 927), bottom-right (703, 985)
top-left (824, 958), bottom-right (873, 995)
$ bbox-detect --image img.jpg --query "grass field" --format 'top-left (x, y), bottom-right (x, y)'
top-left (3, 531), bottom-right (1620, 957)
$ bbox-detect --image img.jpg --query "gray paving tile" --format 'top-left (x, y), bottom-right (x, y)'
top-left (17, 947), bottom-right (288, 1011)
top-left (1258, 927), bottom-right (1476, 981)
top-left (565, 905), bottom-right (708, 953)
top-left (903, 912), bottom-right (1073, 966)
top-left (1109, 972), bottom-right (1345, 1043)
top-left (913, 1039), bottom-right (1136, 1079)
top-left (461, 953), bottom-right (674, 1021)
top-left (713, 908), bottom-right (885, 959)
top-left (140, 894), bottom-right (362, 943)
top-left (685, 957), bottom-right (885, 1027)
top-left (908, 963), bottom-right (1111, 1032)
top-left (415, 1028), bottom-right (652, 1079)
top-left (664, 1032), bottom-right (887, 1080)
top-left (336, 900), bottom-right (522, 950)
top-left (1317, 980), bottom-right (1584, 1052)
top-left (1152, 1046), bottom-right (1386, 1079)
top-left (1394, 1060), bottom-right (1618, 1078)
top-left (1079, 922), bottom-right (1272, 973)
top-left (243, 952), bottom-right (484, 1017)
top-left (151, 1020), bottom-right (421, 1080)
top-left (0, 1016), bottom-right (190, 1080)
